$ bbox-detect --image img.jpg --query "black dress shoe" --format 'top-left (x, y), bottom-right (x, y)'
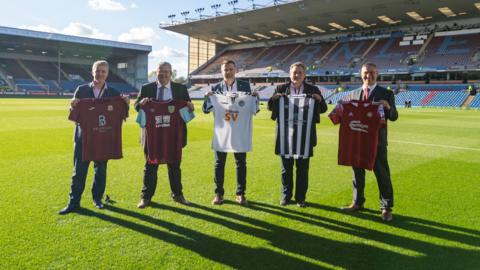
top-left (172, 195), bottom-right (190, 205)
top-left (58, 205), bottom-right (79, 215)
top-left (93, 200), bottom-right (105, 209)
top-left (280, 198), bottom-right (291, 206)
top-left (341, 203), bottom-right (364, 212)
top-left (296, 201), bottom-right (306, 208)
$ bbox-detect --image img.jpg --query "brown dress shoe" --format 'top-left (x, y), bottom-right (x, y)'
top-left (381, 209), bottom-right (393, 221)
top-left (341, 203), bottom-right (364, 212)
top-left (212, 195), bottom-right (223, 205)
top-left (137, 199), bottom-right (150, 209)
top-left (173, 195), bottom-right (190, 205)
top-left (236, 195), bottom-right (248, 205)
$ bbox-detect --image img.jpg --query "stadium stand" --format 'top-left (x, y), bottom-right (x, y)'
top-left (0, 25), bottom-right (151, 95)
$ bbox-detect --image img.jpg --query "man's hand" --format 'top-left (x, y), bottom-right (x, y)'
top-left (121, 95), bottom-right (130, 105)
top-left (271, 93), bottom-right (284, 100)
top-left (70, 98), bottom-right (80, 107)
top-left (205, 91), bottom-right (214, 97)
top-left (251, 91), bottom-right (259, 97)
top-left (187, 101), bottom-right (194, 112)
top-left (312, 93), bottom-right (322, 102)
top-left (378, 100), bottom-right (391, 110)
top-left (139, 98), bottom-right (150, 106)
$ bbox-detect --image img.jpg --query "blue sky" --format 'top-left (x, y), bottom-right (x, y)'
top-left (0, 0), bottom-right (273, 77)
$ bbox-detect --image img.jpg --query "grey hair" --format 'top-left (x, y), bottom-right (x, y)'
top-left (158, 61), bottom-right (172, 71)
top-left (92, 60), bottom-right (109, 71)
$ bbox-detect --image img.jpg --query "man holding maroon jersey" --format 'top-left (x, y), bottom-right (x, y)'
top-left (59, 60), bottom-right (129, 215)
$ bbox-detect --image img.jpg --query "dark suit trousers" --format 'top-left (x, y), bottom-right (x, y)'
top-left (141, 161), bottom-right (183, 200)
top-left (214, 151), bottom-right (247, 196)
top-left (352, 145), bottom-right (394, 209)
top-left (69, 141), bottom-right (107, 206)
top-left (281, 157), bottom-right (310, 202)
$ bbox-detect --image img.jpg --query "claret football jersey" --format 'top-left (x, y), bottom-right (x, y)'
top-left (141, 99), bottom-right (187, 164)
top-left (329, 101), bottom-right (385, 170)
top-left (207, 93), bottom-right (259, 152)
top-left (69, 96), bottom-right (128, 161)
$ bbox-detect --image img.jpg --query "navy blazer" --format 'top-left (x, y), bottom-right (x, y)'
top-left (134, 81), bottom-right (191, 147)
top-left (202, 79), bottom-right (251, 113)
top-left (267, 82), bottom-right (328, 157)
top-left (72, 83), bottom-right (121, 142)
top-left (352, 85), bottom-right (398, 146)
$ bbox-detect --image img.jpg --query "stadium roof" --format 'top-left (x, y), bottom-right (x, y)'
top-left (162, 0), bottom-right (480, 44)
top-left (0, 26), bottom-right (151, 60)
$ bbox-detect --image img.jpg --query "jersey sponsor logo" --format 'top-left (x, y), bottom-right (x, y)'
top-left (349, 120), bottom-right (369, 133)
top-left (99, 115), bottom-right (106, 127)
top-left (155, 115), bottom-right (171, 127)
top-left (89, 106), bottom-right (95, 111)
top-left (224, 110), bottom-right (239, 121)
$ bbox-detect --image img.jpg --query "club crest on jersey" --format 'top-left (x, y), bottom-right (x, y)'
top-left (348, 112), bottom-right (353, 116)
top-left (168, 105), bottom-right (175, 113)
top-left (99, 115), bottom-right (106, 127)
top-left (108, 105), bottom-right (113, 111)
top-left (367, 112), bottom-right (373, 118)
top-left (238, 100), bottom-right (245, 107)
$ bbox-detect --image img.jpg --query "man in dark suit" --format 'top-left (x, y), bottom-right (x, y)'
top-left (136, 62), bottom-right (194, 208)
top-left (202, 59), bottom-right (256, 206)
top-left (268, 62), bottom-right (327, 208)
top-left (59, 60), bottom-right (129, 215)
top-left (342, 62), bottom-right (398, 221)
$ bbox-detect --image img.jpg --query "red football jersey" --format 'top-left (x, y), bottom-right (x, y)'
top-left (329, 101), bottom-right (385, 170)
top-left (69, 96), bottom-right (128, 161)
top-left (141, 100), bottom-right (187, 164)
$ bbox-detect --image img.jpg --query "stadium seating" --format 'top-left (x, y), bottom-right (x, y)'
top-left (469, 94), bottom-right (480, 108)
top-left (0, 59), bottom-right (137, 93)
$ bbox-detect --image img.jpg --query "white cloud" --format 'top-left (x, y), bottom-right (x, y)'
top-left (19, 23), bottom-right (112, 40)
top-left (88, 0), bottom-right (126, 11)
top-left (19, 24), bottom-right (60, 33)
top-left (150, 46), bottom-right (187, 59)
top-left (63, 22), bottom-right (112, 39)
top-left (148, 47), bottom-right (188, 77)
top-left (130, 3), bottom-right (138, 8)
top-left (118, 27), bottom-right (157, 45)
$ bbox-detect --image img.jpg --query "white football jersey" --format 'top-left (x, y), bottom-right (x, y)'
top-left (207, 93), bottom-right (259, 152)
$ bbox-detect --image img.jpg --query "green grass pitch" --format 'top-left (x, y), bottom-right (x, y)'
top-left (0, 98), bottom-right (479, 269)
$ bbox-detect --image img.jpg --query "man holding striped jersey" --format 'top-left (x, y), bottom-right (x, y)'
top-left (268, 62), bottom-right (327, 207)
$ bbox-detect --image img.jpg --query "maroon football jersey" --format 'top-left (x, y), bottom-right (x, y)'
top-left (69, 96), bottom-right (128, 161)
top-left (141, 99), bottom-right (187, 164)
top-left (329, 101), bottom-right (385, 170)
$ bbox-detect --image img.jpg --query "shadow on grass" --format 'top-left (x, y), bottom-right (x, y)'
top-left (149, 202), bottom-right (425, 269)
top-left (76, 207), bottom-right (320, 269)
top-left (246, 201), bottom-right (480, 269)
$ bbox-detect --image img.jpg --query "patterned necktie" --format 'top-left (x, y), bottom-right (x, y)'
top-left (157, 86), bottom-right (165, 100)
top-left (363, 87), bottom-right (369, 101)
